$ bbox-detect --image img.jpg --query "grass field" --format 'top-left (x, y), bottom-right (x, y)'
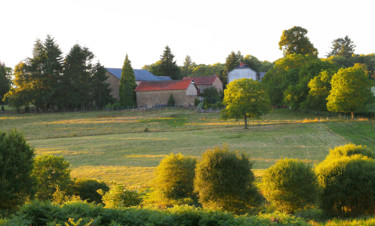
top-left (1, 108), bottom-right (374, 188)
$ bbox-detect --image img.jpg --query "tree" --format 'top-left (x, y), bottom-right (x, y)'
top-left (261, 159), bottom-right (318, 214)
top-left (303, 71), bottom-right (333, 111)
top-left (194, 145), bottom-right (261, 214)
top-left (119, 55), bottom-right (137, 108)
top-left (152, 153), bottom-right (197, 202)
top-left (222, 78), bottom-right (271, 129)
top-left (222, 51), bottom-right (243, 85)
top-left (90, 63), bottom-right (114, 109)
top-left (279, 26), bottom-right (318, 56)
top-left (0, 130), bottom-right (35, 210)
top-left (327, 64), bottom-right (373, 119)
top-left (72, 178), bottom-right (109, 204)
top-left (181, 55), bottom-right (193, 77)
top-left (32, 155), bottom-right (72, 200)
top-left (150, 46), bottom-right (180, 80)
top-left (167, 94), bottom-right (175, 106)
top-left (243, 55), bottom-right (262, 72)
top-left (101, 185), bottom-right (142, 208)
top-left (0, 63), bottom-right (11, 105)
top-left (327, 35), bottom-right (355, 58)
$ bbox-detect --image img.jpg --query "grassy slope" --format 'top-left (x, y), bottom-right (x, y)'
top-left (1, 108), bottom-right (374, 187)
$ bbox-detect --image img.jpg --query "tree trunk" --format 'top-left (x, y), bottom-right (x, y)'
top-left (244, 115), bottom-right (248, 129)
top-left (351, 112), bottom-right (354, 120)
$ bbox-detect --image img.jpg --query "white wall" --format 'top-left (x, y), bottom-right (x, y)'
top-left (228, 68), bottom-right (257, 83)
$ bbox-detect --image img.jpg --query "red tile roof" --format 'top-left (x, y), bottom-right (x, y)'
top-left (135, 79), bottom-right (194, 92)
top-left (183, 75), bottom-right (219, 85)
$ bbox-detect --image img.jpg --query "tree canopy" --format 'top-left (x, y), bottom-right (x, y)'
top-left (279, 26), bottom-right (318, 56)
top-left (327, 35), bottom-right (356, 58)
top-left (222, 78), bottom-right (271, 129)
top-left (148, 46), bottom-right (180, 80)
top-left (0, 63), bottom-right (11, 105)
top-left (327, 64), bottom-right (373, 119)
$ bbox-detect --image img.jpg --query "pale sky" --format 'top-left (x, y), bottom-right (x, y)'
top-left (1, 0), bottom-right (374, 69)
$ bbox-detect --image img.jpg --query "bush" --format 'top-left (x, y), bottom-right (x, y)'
top-left (32, 155), bottom-right (72, 200)
top-left (194, 145), bottom-right (261, 214)
top-left (325, 143), bottom-right (375, 160)
top-left (200, 87), bottom-right (220, 104)
top-left (0, 130), bottom-right (35, 211)
top-left (261, 158), bottom-right (318, 213)
top-left (72, 178), bottom-right (109, 204)
top-left (152, 153), bottom-right (197, 202)
top-left (316, 155), bottom-right (375, 217)
top-left (167, 94), bottom-right (175, 106)
top-left (101, 185), bottom-right (142, 208)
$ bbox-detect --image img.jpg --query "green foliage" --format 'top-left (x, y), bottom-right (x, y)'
top-left (261, 159), bottom-right (318, 213)
top-left (194, 145), bottom-right (261, 214)
top-left (200, 87), bottom-right (220, 104)
top-left (316, 154), bottom-right (375, 217)
top-left (279, 26), bottom-right (318, 56)
top-left (327, 64), bottom-right (373, 118)
top-left (149, 46), bottom-right (180, 80)
top-left (167, 94), bottom-right (175, 106)
top-left (32, 155), bottom-right (72, 200)
top-left (72, 178), bottom-right (109, 204)
top-left (222, 78), bottom-right (271, 129)
top-left (303, 71), bottom-right (333, 111)
top-left (90, 63), bottom-right (114, 109)
top-left (0, 63), bottom-right (11, 104)
top-left (181, 55), bottom-right (193, 77)
top-left (101, 185), bottom-right (142, 208)
top-left (119, 55), bottom-right (137, 108)
top-left (0, 130), bottom-right (35, 211)
top-left (152, 153), bottom-right (197, 202)
top-left (222, 51), bottom-right (243, 85)
top-left (325, 143), bottom-right (375, 161)
top-left (327, 35), bottom-right (356, 58)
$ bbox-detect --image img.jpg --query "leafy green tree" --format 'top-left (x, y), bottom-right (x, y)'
top-left (327, 35), bottom-right (356, 58)
top-left (32, 155), bottom-right (72, 200)
top-left (0, 63), bottom-right (11, 105)
top-left (167, 94), bottom-right (175, 106)
top-left (194, 145), bottom-right (261, 214)
top-left (327, 64), bottom-right (373, 119)
top-left (181, 55), bottom-right (193, 77)
top-left (222, 51), bottom-right (243, 85)
top-left (243, 55), bottom-right (262, 72)
top-left (101, 185), bottom-right (142, 208)
top-left (261, 159), bottom-right (318, 214)
top-left (279, 26), bottom-right (318, 56)
top-left (119, 55), bottom-right (137, 108)
top-left (152, 153), bottom-right (197, 202)
top-left (190, 63), bottom-right (225, 77)
top-left (303, 71), bottom-right (333, 111)
top-left (222, 78), bottom-right (271, 129)
top-left (0, 130), bottom-right (35, 210)
top-left (200, 87), bottom-right (220, 104)
top-left (72, 178), bottom-right (109, 204)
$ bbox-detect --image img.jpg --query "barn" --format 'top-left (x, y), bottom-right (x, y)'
top-left (135, 79), bottom-right (198, 108)
top-left (183, 75), bottom-right (223, 94)
top-left (105, 68), bottom-right (171, 100)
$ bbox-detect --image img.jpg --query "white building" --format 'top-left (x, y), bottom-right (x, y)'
top-left (228, 62), bottom-right (266, 84)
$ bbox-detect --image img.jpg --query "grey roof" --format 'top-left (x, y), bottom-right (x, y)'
top-left (106, 68), bottom-right (171, 81)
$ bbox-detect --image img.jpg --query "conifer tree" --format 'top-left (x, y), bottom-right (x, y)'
top-left (159, 46), bottom-right (180, 80)
top-left (119, 55), bottom-right (137, 108)
top-left (0, 63), bottom-right (11, 105)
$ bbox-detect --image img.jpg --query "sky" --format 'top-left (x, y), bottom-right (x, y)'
top-left (1, 0), bottom-right (374, 69)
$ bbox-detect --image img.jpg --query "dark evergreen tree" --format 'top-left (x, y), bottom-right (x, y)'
top-left (221, 51), bottom-right (243, 86)
top-left (0, 63), bottom-right (11, 105)
top-left (91, 63), bottom-right (113, 109)
top-left (157, 46), bottom-right (180, 80)
top-left (181, 55), bottom-right (193, 77)
top-left (327, 35), bottom-right (356, 58)
top-left (119, 55), bottom-right (137, 108)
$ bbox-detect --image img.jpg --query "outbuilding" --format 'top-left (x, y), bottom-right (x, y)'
top-left (183, 75), bottom-right (223, 94)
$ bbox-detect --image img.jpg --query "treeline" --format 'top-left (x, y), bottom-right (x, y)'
top-left (3, 35), bottom-right (113, 112)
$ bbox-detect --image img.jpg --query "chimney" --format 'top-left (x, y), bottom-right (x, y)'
top-left (240, 62), bottom-right (244, 67)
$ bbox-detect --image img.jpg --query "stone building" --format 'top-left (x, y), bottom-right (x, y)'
top-left (228, 62), bottom-right (266, 84)
top-left (105, 68), bottom-right (171, 100)
top-left (183, 75), bottom-right (223, 94)
top-left (135, 79), bottom-right (198, 108)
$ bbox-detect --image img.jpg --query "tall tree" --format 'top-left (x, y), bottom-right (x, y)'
top-left (279, 26), bottom-right (318, 56)
top-left (91, 63), bottom-right (113, 109)
top-left (327, 36), bottom-right (355, 58)
top-left (0, 63), bottom-right (11, 105)
top-left (62, 44), bottom-right (94, 110)
top-left (327, 64), bottom-right (373, 119)
top-left (150, 46), bottom-right (180, 80)
top-left (181, 55), bottom-right (193, 77)
top-left (222, 78), bottom-right (271, 129)
top-left (119, 55), bottom-right (137, 108)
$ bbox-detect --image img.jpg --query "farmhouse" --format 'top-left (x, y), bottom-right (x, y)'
top-left (228, 62), bottom-right (266, 84)
top-left (183, 75), bottom-right (223, 94)
top-left (105, 68), bottom-right (171, 100)
top-left (135, 79), bottom-right (198, 108)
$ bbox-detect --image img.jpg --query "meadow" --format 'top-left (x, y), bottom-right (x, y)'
top-left (1, 108), bottom-right (374, 188)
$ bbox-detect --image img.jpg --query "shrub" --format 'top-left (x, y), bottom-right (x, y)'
top-left (316, 155), bottom-right (375, 217)
top-left (152, 153), bottom-right (197, 202)
top-left (200, 87), bottom-right (220, 104)
top-left (194, 145), bottom-right (261, 214)
top-left (101, 185), bottom-right (142, 208)
top-left (325, 143), bottom-right (375, 160)
top-left (167, 94), bottom-right (175, 106)
top-left (72, 178), bottom-right (109, 204)
top-left (261, 158), bottom-right (318, 213)
top-left (0, 130), bottom-right (35, 211)
top-left (32, 155), bottom-right (72, 200)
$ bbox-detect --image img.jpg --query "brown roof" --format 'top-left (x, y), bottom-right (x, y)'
top-left (135, 79), bottom-right (194, 92)
top-left (183, 75), bottom-right (219, 85)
